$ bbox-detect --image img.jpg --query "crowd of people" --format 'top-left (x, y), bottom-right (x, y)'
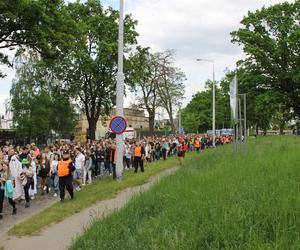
top-left (0, 134), bottom-right (233, 219)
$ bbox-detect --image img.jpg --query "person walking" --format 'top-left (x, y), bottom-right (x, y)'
top-left (9, 155), bottom-right (24, 202)
top-left (195, 138), bottom-right (201, 153)
top-left (50, 154), bottom-right (59, 197)
top-left (0, 162), bottom-right (16, 218)
top-left (74, 147), bottom-right (85, 191)
top-left (133, 141), bottom-right (145, 173)
top-left (21, 158), bottom-right (34, 208)
top-left (83, 150), bottom-right (93, 185)
top-left (57, 150), bottom-right (75, 203)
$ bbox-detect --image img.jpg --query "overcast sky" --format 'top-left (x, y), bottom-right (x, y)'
top-left (0, 0), bottom-right (292, 114)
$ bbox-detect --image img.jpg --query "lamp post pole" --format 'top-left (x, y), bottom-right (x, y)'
top-left (116, 0), bottom-right (124, 180)
top-left (196, 59), bottom-right (216, 147)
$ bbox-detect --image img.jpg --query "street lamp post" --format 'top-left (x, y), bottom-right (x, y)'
top-left (116, 0), bottom-right (125, 180)
top-left (196, 59), bottom-right (216, 147)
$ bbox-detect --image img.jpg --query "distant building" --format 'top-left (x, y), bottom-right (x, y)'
top-left (0, 99), bottom-right (13, 130)
top-left (120, 108), bottom-right (149, 131)
top-left (74, 108), bottom-right (149, 141)
top-left (73, 113), bottom-right (108, 141)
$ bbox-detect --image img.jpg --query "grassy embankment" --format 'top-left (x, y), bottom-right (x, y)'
top-left (9, 154), bottom-right (183, 236)
top-left (71, 136), bottom-right (300, 250)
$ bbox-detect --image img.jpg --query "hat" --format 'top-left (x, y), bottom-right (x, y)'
top-left (21, 159), bottom-right (29, 165)
top-left (62, 150), bottom-right (70, 155)
top-left (75, 147), bottom-right (81, 152)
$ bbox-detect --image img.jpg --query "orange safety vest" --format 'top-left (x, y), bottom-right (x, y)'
top-left (134, 146), bottom-right (142, 157)
top-left (195, 140), bottom-right (200, 148)
top-left (112, 150), bottom-right (116, 164)
top-left (58, 159), bottom-right (72, 177)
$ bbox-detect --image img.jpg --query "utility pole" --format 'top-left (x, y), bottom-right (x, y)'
top-left (244, 93), bottom-right (247, 141)
top-left (239, 98), bottom-right (242, 142)
top-left (115, 0), bottom-right (124, 180)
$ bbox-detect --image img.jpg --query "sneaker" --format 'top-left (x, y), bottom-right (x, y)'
top-left (25, 202), bottom-right (30, 208)
top-left (75, 186), bottom-right (81, 192)
top-left (43, 186), bottom-right (47, 191)
top-left (109, 173), bottom-right (112, 176)
top-left (53, 193), bottom-right (58, 197)
top-left (30, 196), bottom-right (35, 200)
top-left (48, 188), bottom-right (52, 192)
top-left (12, 208), bottom-right (17, 215)
top-left (82, 183), bottom-right (86, 186)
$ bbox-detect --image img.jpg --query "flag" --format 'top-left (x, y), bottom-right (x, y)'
top-left (230, 74), bottom-right (238, 124)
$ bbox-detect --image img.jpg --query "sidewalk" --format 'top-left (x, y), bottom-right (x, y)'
top-left (0, 192), bottom-right (58, 237)
top-left (0, 166), bottom-right (178, 250)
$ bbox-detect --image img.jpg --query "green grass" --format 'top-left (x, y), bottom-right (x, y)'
top-left (9, 156), bottom-right (182, 236)
top-left (71, 136), bottom-right (300, 250)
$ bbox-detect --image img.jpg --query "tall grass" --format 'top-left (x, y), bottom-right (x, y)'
top-left (71, 136), bottom-right (300, 250)
top-left (9, 156), bottom-right (181, 236)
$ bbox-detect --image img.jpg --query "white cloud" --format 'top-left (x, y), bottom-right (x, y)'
top-left (126, 0), bottom-right (293, 106)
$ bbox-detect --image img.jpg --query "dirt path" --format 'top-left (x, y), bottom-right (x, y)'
top-left (0, 166), bottom-right (178, 250)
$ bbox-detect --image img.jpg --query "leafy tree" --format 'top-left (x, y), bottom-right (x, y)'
top-left (49, 0), bottom-right (138, 140)
top-left (126, 47), bottom-right (161, 135)
top-left (156, 50), bottom-right (186, 133)
top-left (231, 1), bottom-right (300, 120)
top-left (10, 55), bottom-right (76, 141)
top-left (182, 80), bottom-right (231, 133)
top-left (0, 0), bottom-right (75, 77)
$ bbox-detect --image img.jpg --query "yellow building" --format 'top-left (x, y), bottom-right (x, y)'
top-left (74, 108), bottom-right (149, 141)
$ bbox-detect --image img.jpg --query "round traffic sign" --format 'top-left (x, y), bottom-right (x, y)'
top-left (109, 116), bottom-right (127, 135)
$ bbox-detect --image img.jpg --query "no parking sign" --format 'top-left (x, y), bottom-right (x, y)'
top-left (109, 116), bottom-right (127, 135)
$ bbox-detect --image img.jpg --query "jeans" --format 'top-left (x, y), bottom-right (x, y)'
top-left (23, 183), bottom-right (30, 202)
top-left (97, 161), bottom-right (105, 177)
top-left (105, 160), bottom-right (112, 174)
top-left (0, 189), bottom-right (15, 214)
top-left (83, 167), bottom-right (92, 185)
top-left (50, 172), bottom-right (59, 190)
top-left (125, 157), bottom-right (131, 169)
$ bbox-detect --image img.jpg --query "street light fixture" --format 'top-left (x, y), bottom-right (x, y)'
top-left (196, 58), bottom-right (216, 147)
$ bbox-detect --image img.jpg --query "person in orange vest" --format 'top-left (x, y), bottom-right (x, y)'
top-left (195, 138), bottom-right (201, 153)
top-left (57, 150), bottom-right (75, 203)
top-left (133, 141), bottom-right (145, 173)
top-left (111, 143), bottom-right (117, 180)
top-left (226, 136), bottom-right (230, 144)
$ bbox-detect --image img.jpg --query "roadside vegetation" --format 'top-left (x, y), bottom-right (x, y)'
top-left (9, 155), bottom-right (182, 236)
top-left (71, 136), bottom-right (300, 250)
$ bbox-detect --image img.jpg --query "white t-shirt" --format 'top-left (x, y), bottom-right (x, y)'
top-left (75, 153), bottom-right (85, 170)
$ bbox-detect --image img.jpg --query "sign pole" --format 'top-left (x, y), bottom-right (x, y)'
top-left (244, 93), bottom-right (247, 142)
top-left (239, 97), bottom-right (243, 142)
top-left (116, 0), bottom-right (124, 180)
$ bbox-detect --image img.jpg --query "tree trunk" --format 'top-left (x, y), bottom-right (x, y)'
top-left (168, 111), bottom-right (176, 134)
top-left (279, 119), bottom-right (285, 135)
top-left (256, 124), bottom-right (259, 136)
top-left (88, 117), bottom-right (97, 141)
top-left (148, 112), bottom-right (155, 136)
